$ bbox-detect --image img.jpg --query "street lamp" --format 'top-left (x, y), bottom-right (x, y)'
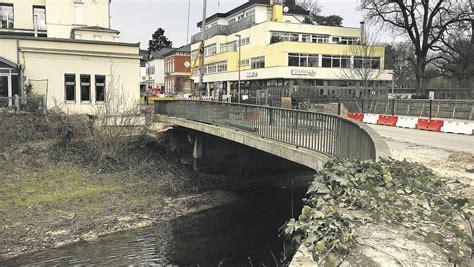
top-left (235, 34), bottom-right (241, 103)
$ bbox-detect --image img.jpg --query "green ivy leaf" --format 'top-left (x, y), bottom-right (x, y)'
top-left (424, 231), bottom-right (444, 243)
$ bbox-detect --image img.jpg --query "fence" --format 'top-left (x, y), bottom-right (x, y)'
top-left (309, 98), bottom-right (474, 120)
top-left (0, 95), bottom-right (47, 114)
top-left (155, 100), bottom-right (388, 161)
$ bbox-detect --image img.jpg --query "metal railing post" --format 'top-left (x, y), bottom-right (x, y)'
top-left (337, 98), bottom-right (341, 115)
top-left (429, 99), bottom-right (432, 120)
top-left (391, 98), bottom-right (395, 116)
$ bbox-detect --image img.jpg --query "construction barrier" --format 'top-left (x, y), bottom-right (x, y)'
top-left (396, 116), bottom-right (418, 129)
top-left (441, 121), bottom-right (474, 135)
top-left (385, 116), bottom-right (399, 126)
top-left (347, 113), bottom-right (364, 122)
top-left (363, 114), bottom-right (379, 124)
top-left (426, 120), bottom-right (444, 132)
top-left (416, 119), bottom-right (430, 130)
top-left (377, 115), bottom-right (389, 125)
top-left (377, 115), bottom-right (398, 126)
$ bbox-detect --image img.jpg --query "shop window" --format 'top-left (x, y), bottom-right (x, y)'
top-left (65, 74), bottom-right (76, 102)
top-left (95, 75), bottom-right (106, 102)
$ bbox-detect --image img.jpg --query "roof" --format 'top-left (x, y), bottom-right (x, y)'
top-left (161, 44), bottom-right (191, 58)
top-left (148, 47), bottom-right (176, 61)
top-left (0, 56), bottom-right (18, 69)
top-left (197, 0), bottom-right (310, 27)
top-left (71, 26), bottom-right (121, 34)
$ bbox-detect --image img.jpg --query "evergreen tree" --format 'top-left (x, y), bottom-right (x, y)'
top-left (148, 28), bottom-right (173, 53)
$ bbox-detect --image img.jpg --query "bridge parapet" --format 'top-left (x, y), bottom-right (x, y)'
top-left (154, 101), bottom-right (390, 162)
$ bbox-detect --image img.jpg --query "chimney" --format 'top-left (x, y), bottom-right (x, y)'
top-left (272, 0), bottom-right (284, 22)
top-left (360, 21), bottom-right (365, 45)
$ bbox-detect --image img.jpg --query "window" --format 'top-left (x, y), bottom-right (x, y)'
top-left (239, 37), bottom-right (250, 46)
top-left (354, 57), bottom-right (381, 69)
top-left (240, 59), bottom-right (250, 66)
top-left (33, 6), bottom-right (46, 31)
top-left (340, 37), bottom-right (359, 45)
top-left (220, 41), bottom-right (236, 53)
top-left (245, 10), bottom-right (255, 17)
top-left (270, 32), bottom-right (299, 43)
top-left (204, 61), bottom-right (227, 74)
top-left (311, 35), bottom-right (329, 43)
top-left (204, 44), bottom-right (217, 57)
top-left (251, 57), bottom-right (265, 69)
top-left (229, 18), bottom-right (236, 23)
top-left (95, 75), bottom-right (106, 102)
top-left (65, 74), bottom-right (76, 102)
top-left (288, 53), bottom-right (319, 67)
top-left (80, 75), bottom-right (91, 102)
top-left (322, 55), bottom-right (351, 68)
top-left (74, 2), bottom-right (85, 25)
top-left (0, 4), bottom-right (14, 29)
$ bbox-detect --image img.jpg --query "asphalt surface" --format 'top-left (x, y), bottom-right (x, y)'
top-left (368, 124), bottom-right (474, 154)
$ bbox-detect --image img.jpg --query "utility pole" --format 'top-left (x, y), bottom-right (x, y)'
top-left (199, 0), bottom-right (208, 97)
top-left (235, 34), bottom-right (241, 103)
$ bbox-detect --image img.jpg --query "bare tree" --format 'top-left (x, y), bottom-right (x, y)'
top-left (385, 42), bottom-right (417, 88)
top-left (360, 0), bottom-right (472, 95)
top-left (340, 34), bottom-right (384, 98)
top-left (296, 0), bottom-right (322, 15)
top-left (432, 3), bottom-right (474, 88)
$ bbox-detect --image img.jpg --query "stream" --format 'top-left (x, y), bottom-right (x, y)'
top-left (3, 183), bottom-right (307, 266)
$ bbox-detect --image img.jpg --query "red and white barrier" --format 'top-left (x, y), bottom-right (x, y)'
top-left (442, 121), bottom-right (474, 135)
top-left (363, 114), bottom-right (379, 124)
top-left (346, 113), bottom-right (473, 135)
top-left (396, 116), bottom-right (418, 129)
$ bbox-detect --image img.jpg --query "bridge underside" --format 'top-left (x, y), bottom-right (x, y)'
top-left (155, 115), bottom-right (331, 171)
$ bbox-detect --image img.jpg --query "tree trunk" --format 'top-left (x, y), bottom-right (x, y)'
top-left (415, 58), bottom-right (425, 96)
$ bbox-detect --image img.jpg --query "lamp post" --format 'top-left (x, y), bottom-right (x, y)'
top-left (235, 34), bottom-right (241, 103)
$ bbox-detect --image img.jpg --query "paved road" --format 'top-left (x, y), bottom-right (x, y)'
top-left (368, 124), bottom-right (474, 153)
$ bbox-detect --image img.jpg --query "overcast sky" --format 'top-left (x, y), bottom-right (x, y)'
top-left (111, 0), bottom-right (372, 49)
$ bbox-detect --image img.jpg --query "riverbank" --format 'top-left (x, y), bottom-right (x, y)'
top-left (0, 114), bottom-right (241, 260)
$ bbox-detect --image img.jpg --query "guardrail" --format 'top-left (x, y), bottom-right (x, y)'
top-left (310, 98), bottom-right (473, 120)
top-left (0, 95), bottom-right (47, 114)
top-left (155, 100), bottom-right (389, 161)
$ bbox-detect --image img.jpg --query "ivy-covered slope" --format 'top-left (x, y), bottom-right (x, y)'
top-left (283, 159), bottom-right (473, 265)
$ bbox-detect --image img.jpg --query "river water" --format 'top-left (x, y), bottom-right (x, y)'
top-left (3, 183), bottom-right (308, 266)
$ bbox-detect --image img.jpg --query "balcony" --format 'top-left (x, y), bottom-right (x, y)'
top-left (191, 15), bottom-right (255, 44)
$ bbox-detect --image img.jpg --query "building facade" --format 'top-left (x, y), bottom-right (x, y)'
top-left (190, 0), bottom-right (393, 102)
top-left (144, 48), bottom-right (175, 91)
top-left (163, 45), bottom-right (191, 95)
top-left (0, 0), bottom-right (140, 114)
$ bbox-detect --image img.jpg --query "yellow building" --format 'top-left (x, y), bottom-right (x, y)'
top-left (190, 0), bottom-right (393, 101)
top-left (0, 0), bottom-right (140, 114)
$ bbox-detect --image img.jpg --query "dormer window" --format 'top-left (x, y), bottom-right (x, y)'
top-left (0, 4), bottom-right (14, 29)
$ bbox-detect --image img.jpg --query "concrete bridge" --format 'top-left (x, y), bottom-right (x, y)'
top-left (154, 101), bottom-right (390, 171)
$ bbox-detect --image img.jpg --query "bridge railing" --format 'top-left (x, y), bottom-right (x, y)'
top-left (155, 100), bottom-right (389, 161)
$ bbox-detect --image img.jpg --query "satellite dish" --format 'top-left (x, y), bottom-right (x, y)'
top-left (184, 61), bottom-right (191, 68)
top-left (283, 6), bottom-right (290, 13)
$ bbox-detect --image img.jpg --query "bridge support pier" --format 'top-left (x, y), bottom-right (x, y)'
top-left (193, 135), bottom-right (203, 172)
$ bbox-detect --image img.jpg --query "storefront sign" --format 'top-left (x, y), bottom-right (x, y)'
top-left (291, 69), bottom-right (316, 76)
top-left (246, 71), bottom-right (258, 78)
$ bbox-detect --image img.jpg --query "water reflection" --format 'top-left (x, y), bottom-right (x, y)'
top-left (3, 186), bottom-right (307, 266)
